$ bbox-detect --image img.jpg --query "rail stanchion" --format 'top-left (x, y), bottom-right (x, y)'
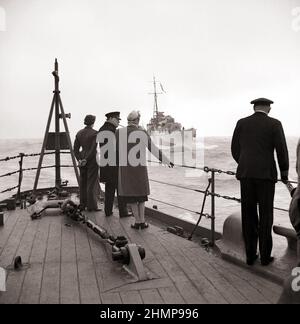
top-left (16, 153), bottom-right (25, 203)
top-left (188, 178), bottom-right (211, 241)
top-left (210, 169), bottom-right (216, 247)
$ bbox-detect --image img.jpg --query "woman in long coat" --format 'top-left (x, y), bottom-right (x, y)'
top-left (116, 111), bottom-right (173, 229)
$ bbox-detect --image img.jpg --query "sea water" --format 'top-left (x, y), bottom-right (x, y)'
top-left (0, 137), bottom-right (298, 233)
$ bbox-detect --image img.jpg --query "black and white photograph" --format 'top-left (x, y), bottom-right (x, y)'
top-left (0, 0), bottom-right (300, 308)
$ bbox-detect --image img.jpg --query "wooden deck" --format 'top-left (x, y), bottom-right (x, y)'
top-left (0, 207), bottom-right (283, 304)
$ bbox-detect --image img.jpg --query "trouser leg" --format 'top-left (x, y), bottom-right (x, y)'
top-left (117, 194), bottom-right (128, 217)
top-left (79, 168), bottom-right (88, 208)
top-left (87, 163), bottom-right (99, 210)
top-left (257, 180), bottom-right (275, 262)
top-left (105, 181), bottom-right (115, 216)
top-left (240, 179), bottom-right (259, 260)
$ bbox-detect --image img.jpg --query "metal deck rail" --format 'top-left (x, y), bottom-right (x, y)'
top-left (0, 152), bottom-right (74, 196)
top-left (1, 153), bottom-right (297, 247)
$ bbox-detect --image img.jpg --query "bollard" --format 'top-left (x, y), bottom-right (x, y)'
top-left (7, 198), bottom-right (16, 211)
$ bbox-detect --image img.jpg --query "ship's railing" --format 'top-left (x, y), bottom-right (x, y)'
top-left (0, 152), bottom-right (74, 197)
top-left (148, 161), bottom-right (298, 246)
top-left (0, 152), bottom-right (297, 246)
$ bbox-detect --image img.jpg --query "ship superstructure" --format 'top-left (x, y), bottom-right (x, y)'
top-left (147, 77), bottom-right (195, 135)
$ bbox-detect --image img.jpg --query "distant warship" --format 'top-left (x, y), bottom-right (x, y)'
top-left (147, 77), bottom-right (196, 138)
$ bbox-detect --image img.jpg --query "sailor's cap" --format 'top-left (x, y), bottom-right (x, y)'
top-left (250, 98), bottom-right (274, 106)
top-left (105, 111), bottom-right (121, 119)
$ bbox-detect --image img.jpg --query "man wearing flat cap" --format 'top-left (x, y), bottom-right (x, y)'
top-left (74, 114), bottom-right (101, 211)
top-left (231, 98), bottom-right (289, 266)
top-left (98, 112), bottom-right (131, 217)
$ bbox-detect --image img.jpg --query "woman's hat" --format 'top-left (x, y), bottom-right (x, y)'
top-left (127, 110), bottom-right (140, 121)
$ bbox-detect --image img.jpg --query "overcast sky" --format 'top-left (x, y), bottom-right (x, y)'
top-left (0, 0), bottom-right (300, 139)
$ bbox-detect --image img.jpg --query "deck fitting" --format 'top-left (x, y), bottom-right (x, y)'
top-left (123, 244), bottom-right (148, 282)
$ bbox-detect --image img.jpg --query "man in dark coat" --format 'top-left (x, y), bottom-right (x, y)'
top-left (74, 115), bottom-right (101, 211)
top-left (231, 98), bottom-right (289, 266)
top-left (98, 112), bottom-right (130, 217)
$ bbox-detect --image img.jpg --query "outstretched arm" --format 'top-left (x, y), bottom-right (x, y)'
top-left (148, 138), bottom-right (173, 167)
top-left (142, 129), bottom-right (172, 166)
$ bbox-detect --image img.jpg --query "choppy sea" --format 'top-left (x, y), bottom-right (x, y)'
top-left (0, 137), bottom-right (298, 234)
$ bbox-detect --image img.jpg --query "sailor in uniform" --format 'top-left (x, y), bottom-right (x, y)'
top-left (74, 115), bottom-right (101, 211)
top-left (231, 98), bottom-right (289, 266)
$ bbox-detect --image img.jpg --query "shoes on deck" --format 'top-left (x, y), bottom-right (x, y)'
top-left (131, 223), bottom-right (140, 229)
top-left (246, 254), bottom-right (259, 266)
top-left (140, 222), bottom-right (149, 229)
top-left (131, 222), bottom-right (149, 230)
top-left (261, 256), bottom-right (274, 266)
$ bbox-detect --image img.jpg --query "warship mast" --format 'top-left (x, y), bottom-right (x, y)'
top-left (150, 76), bottom-right (163, 129)
top-left (147, 77), bottom-right (183, 134)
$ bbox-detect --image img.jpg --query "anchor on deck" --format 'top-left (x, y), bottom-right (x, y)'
top-left (29, 197), bottom-right (148, 282)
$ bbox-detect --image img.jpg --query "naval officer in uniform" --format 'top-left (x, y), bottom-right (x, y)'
top-left (74, 114), bottom-right (101, 211)
top-left (231, 98), bottom-right (289, 266)
top-left (98, 111), bottom-right (131, 217)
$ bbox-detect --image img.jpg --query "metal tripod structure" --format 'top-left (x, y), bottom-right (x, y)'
top-left (33, 59), bottom-right (80, 192)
